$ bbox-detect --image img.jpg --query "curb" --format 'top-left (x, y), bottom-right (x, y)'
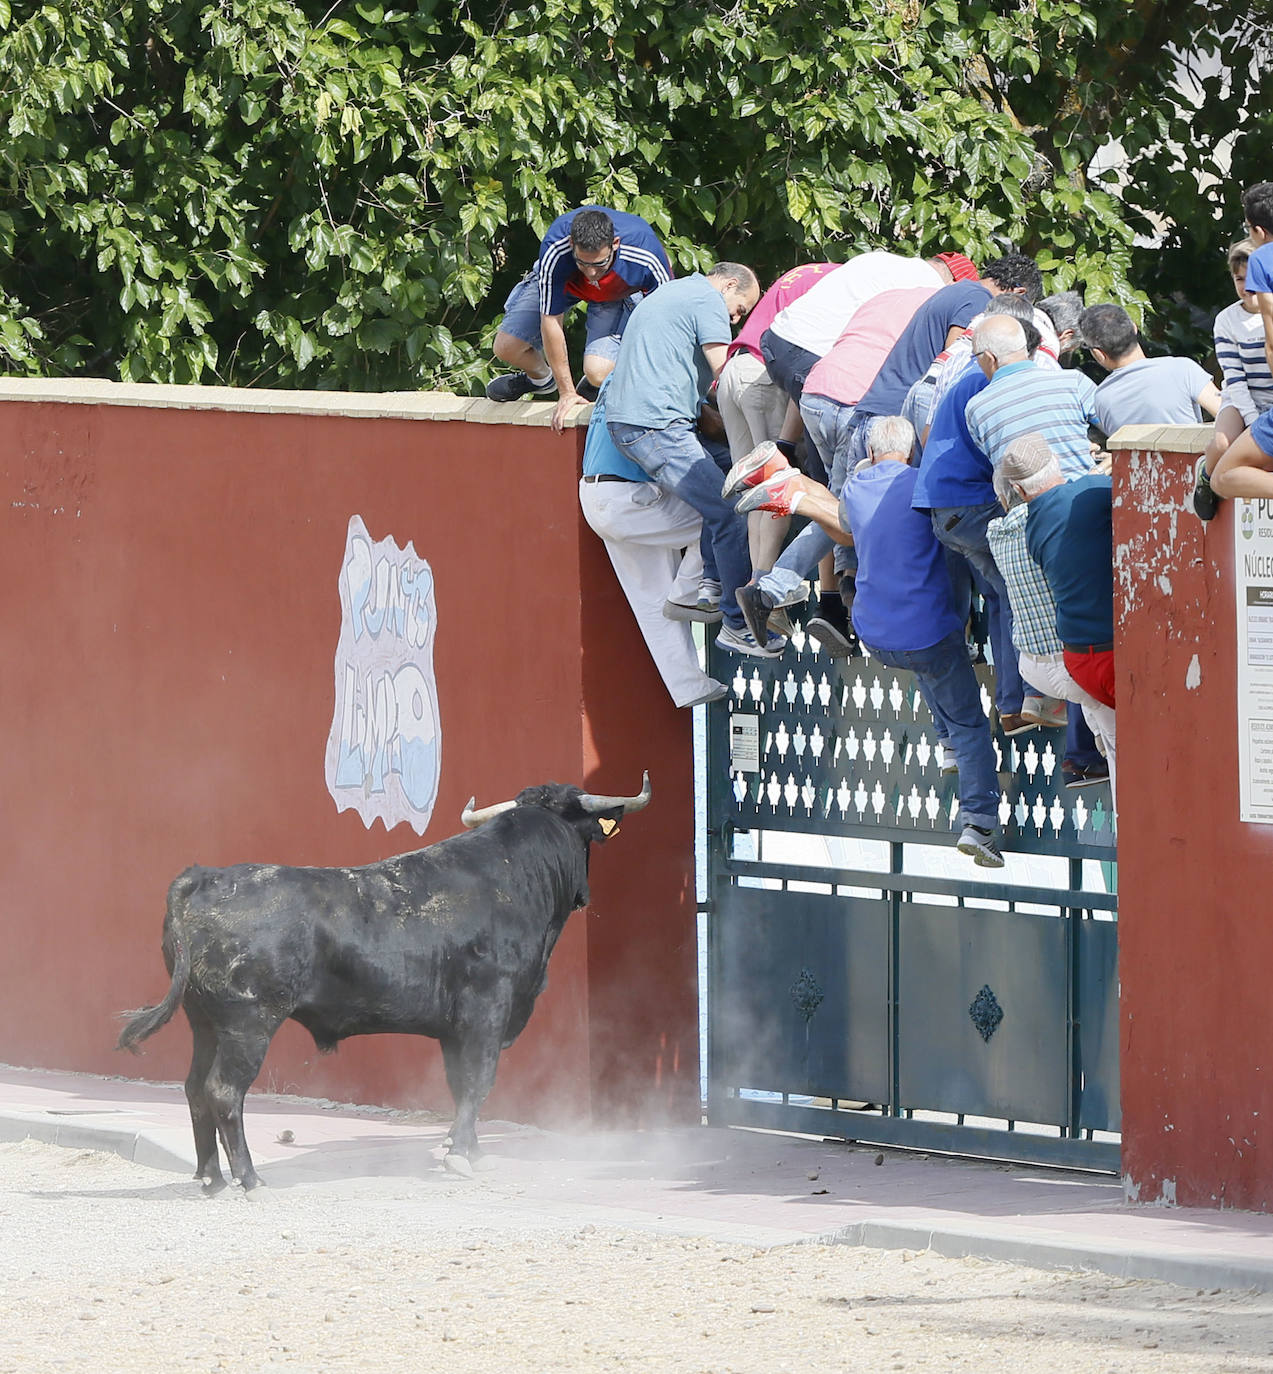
top-left (5, 1106), bottom-right (1272, 1293)
top-left (0, 1109), bottom-right (194, 1174)
top-left (813, 1219), bottom-right (1273, 1293)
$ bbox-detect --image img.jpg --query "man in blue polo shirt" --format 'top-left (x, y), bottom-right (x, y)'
top-left (487, 206), bottom-right (672, 431)
top-left (736, 415), bottom-right (1005, 866)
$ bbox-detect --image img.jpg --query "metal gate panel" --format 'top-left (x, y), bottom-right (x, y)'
top-left (896, 902), bottom-right (1069, 1124)
top-left (1077, 918), bottom-right (1120, 1132)
top-left (713, 886), bottom-right (890, 1105)
top-left (705, 610), bottom-right (1119, 1171)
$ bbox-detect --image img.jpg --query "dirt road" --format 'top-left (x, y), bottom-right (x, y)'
top-left (2, 1139), bottom-right (1272, 1372)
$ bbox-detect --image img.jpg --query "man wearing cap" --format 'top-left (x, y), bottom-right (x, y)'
top-left (1011, 441), bottom-right (1116, 713)
top-left (989, 433), bottom-right (1116, 802)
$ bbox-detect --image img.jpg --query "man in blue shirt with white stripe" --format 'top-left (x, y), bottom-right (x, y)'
top-left (487, 207), bottom-right (672, 432)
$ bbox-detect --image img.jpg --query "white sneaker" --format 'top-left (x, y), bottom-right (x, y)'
top-left (715, 622), bottom-right (787, 659)
top-left (1020, 694), bottom-right (1068, 729)
top-left (956, 824), bottom-right (1005, 868)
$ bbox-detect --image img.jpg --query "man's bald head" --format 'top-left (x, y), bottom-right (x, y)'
top-left (972, 315), bottom-right (1028, 364)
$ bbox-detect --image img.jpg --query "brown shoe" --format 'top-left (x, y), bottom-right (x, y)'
top-left (998, 712), bottom-right (1037, 737)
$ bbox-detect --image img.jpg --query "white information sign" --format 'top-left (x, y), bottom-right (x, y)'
top-left (730, 713), bottom-right (760, 774)
top-left (1234, 497), bottom-right (1273, 823)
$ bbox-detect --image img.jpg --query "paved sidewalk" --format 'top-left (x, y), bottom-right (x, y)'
top-left (4, 1063), bottom-right (1273, 1291)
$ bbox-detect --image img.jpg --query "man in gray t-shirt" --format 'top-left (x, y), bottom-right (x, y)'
top-left (606, 265), bottom-right (776, 656)
top-left (1080, 303), bottom-right (1221, 436)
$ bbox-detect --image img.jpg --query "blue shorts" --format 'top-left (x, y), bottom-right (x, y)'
top-left (498, 271), bottom-right (633, 363)
top-left (1253, 408), bottom-right (1273, 458)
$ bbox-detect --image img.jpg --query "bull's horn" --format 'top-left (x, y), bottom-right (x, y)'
top-left (579, 771), bottom-right (652, 815)
top-left (460, 797), bottom-right (518, 829)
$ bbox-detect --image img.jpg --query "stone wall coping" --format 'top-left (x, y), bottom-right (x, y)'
top-left (1108, 423), bottom-right (1212, 456)
top-left (0, 377), bottom-right (593, 428)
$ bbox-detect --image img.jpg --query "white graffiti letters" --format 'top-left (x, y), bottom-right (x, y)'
top-left (325, 516), bottom-right (442, 835)
top-left (344, 532), bottom-right (434, 649)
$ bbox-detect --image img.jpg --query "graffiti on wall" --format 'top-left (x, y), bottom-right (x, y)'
top-left (325, 515), bottom-right (441, 835)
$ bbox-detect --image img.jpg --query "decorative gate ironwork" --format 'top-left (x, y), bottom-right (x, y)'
top-left (704, 612), bottom-right (1119, 1172)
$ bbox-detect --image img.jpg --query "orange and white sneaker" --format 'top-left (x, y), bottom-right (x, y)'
top-left (721, 441), bottom-right (790, 498)
top-left (735, 469), bottom-right (804, 517)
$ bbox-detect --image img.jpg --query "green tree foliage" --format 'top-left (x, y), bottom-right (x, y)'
top-left (0, 0), bottom-right (1265, 387)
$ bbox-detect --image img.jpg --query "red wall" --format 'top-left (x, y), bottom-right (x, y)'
top-left (0, 389), bottom-right (698, 1129)
top-left (1115, 430), bottom-right (1273, 1209)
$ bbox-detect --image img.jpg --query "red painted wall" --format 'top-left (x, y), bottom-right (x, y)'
top-left (1116, 430), bottom-right (1273, 1210)
top-left (0, 389), bottom-right (698, 1129)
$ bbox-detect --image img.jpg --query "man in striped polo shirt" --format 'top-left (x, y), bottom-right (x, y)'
top-left (963, 316), bottom-right (1101, 480)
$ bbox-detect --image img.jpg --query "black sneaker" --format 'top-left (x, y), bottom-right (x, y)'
top-left (735, 583), bottom-right (776, 647)
top-left (1062, 759), bottom-right (1110, 789)
top-left (806, 598), bottom-right (857, 657)
top-left (486, 372), bottom-right (556, 402)
top-left (576, 379), bottom-right (600, 402)
top-left (1192, 455), bottom-right (1219, 522)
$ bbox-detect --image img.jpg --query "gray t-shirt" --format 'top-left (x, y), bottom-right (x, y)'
top-left (604, 275), bottom-right (731, 429)
top-left (1093, 355), bottom-right (1213, 435)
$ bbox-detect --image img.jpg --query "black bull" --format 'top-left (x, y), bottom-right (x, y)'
top-left (116, 776), bottom-right (650, 1190)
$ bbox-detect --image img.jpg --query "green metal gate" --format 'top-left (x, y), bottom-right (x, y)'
top-left (704, 611), bottom-right (1119, 1172)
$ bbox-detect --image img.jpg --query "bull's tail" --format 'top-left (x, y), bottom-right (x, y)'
top-left (115, 882), bottom-right (195, 1052)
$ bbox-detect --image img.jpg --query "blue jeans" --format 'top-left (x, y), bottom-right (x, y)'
top-left (499, 272), bottom-right (631, 363)
top-left (866, 629), bottom-right (1001, 831)
top-left (930, 502), bottom-right (1031, 714)
top-left (607, 418), bottom-right (750, 629)
top-left (759, 329), bottom-right (819, 403)
top-left (760, 400), bottom-right (864, 602)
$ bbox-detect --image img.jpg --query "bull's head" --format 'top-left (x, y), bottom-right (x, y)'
top-left (461, 772), bottom-right (651, 842)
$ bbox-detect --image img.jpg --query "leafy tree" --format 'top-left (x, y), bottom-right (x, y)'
top-left (0, 0), bottom-right (1265, 388)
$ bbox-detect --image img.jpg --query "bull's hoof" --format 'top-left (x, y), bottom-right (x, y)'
top-left (233, 1172), bottom-right (266, 1192)
top-left (198, 1172), bottom-right (228, 1195)
top-left (443, 1153), bottom-right (474, 1179)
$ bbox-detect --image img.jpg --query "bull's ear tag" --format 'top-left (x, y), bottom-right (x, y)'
top-left (598, 817), bottom-right (618, 836)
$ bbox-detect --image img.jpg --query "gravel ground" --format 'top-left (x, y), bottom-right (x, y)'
top-left (2, 1139), bottom-right (1272, 1373)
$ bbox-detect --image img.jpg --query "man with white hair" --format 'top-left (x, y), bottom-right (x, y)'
top-left (735, 414), bottom-right (1005, 867)
top-left (988, 433), bottom-right (1116, 801)
top-left (912, 299), bottom-right (1066, 737)
top-left (963, 316), bottom-right (1101, 479)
